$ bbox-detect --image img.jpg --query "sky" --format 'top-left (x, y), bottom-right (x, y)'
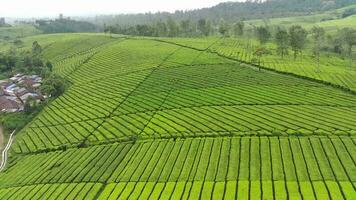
top-left (0, 0), bottom-right (242, 18)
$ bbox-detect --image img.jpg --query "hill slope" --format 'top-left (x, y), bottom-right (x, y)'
top-left (0, 34), bottom-right (355, 199)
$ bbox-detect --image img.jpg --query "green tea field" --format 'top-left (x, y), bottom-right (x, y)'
top-left (0, 34), bottom-right (355, 199)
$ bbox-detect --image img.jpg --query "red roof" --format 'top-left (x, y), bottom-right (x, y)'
top-left (0, 96), bottom-right (20, 111)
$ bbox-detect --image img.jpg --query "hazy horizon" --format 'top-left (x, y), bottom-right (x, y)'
top-left (0, 0), bottom-right (244, 18)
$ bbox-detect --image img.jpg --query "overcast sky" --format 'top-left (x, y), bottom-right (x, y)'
top-left (0, 0), bottom-right (243, 18)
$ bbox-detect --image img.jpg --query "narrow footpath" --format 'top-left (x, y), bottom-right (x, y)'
top-left (0, 126), bottom-right (3, 153)
top-left (0, 128), bottom-right (15, 172)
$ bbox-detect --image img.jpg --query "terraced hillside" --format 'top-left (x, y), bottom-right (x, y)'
top-left (0, 34), bottom-right (355, 199)
top-left (160, 37), bottom-right (356, 93)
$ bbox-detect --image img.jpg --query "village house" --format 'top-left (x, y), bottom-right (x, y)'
top-left (0, 96), bottom-right (23, 112)
top-left (0, 18), bottom-right (5, 26)
top-left (0, 74), bottom-right (46, 112)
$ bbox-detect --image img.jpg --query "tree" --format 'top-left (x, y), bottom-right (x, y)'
top-left (233, 21), bottom-right (244, 37)
top-left (253, 47), bottom-right (271, 66)
top-left (154, 20), bottom-right (167, 37)
top-left (326, 34), bottom-right (343, 54)
top-left (40, 74), bottom-right (67, 97)
top-left (197, 19), bottom-right (211, 37)
top-left (135, 24), bottom-right (154, 36)
top-left (218, 19), bottom-right (229, 37)
top-left (24, 96), bottom-right (37, 114)
top-left (311, 26), bottom-right (325, 72)
top-left (180, 20), bottom-right (192, 37)
top-left (46, 61), bottom-right (53, 72)
top-left (340, 28), bottom-right (356, 68)
top-left (256, 26), bottom-right (271, 45)
top-left (289, 25), bottom-right (308, 60)
top-left (275, 28), bottom-right (289, 58)
top-left (32, 41), bottom-right (42, 55)
top-left (167, 18), bottom-right (179, 37)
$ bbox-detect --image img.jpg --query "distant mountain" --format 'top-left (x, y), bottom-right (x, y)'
top-left (88, 0), bottom-right (356, 26)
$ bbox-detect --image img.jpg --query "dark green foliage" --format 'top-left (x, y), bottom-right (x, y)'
top-left (311, 26), bottom-right (325, 71)
top-left (0, 49), bottom-right (48, 77)
top-left (90, 0), bottom-right (356, 27)
top-left (40, 74), bottom-right (68, 97)
top-left (256, 26), bottom-right (271, 44)
top-left (0, 104), bottom-right (43, 132)
top-left (289, 25), bottom-right (308, 59)
top-left (233, 21), bottom-right (244, 36)
top-left (340, 27), bottom-right (356, 67)
top-left (36, 19), bottom-right (97, 33)
top-left (218, 19), bottom-right (229, 37)
top-left (342, 8), bottom-right (356, 18)
top-left (275, 28), bottom-right (289, 58)
top-left (197, 19), bottom-right (211, 37)
top-left (167, 18), bottom-right (179, 37)
top-left (32, 41), bottom-right (42, 55)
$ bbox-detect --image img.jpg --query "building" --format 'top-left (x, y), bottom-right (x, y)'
top-left (0, 18), bottom-right (5, 25)
top-left (0, 96), bottom-right (21, 112)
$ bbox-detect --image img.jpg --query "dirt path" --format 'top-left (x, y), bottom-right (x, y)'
top-left (0, 125), bottom-right (3, 152)
top-left (0, 129), bottom-right (15, 172)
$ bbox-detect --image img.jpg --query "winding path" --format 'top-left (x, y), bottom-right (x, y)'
top-left (0, 130), bottom-right (15, 172)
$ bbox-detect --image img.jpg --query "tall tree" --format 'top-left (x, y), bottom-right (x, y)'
top-left (340, 28), bottom-right (356, 68)
top-left (197, 19), bottom-right (211, 36)
top-left (233, 21), bottom-right (245, 36)
top-left (275, 28), bottom-right (289, 59)
top-left (256, 26), bottom-right (271, 45)
top-left (154, 20), bottom-right (167, 37)
top-left (167, 18), bottom-right (179, 37)
top-left (180, 20), bottom-right (192, 37)
top-left (32, 41), bottom-right (42, 55)
top-left (311, 26), bottom-right (325, 72)
top-left (289, 25), bottom-right (308, 60)
top-left (218, 19), bottom-right (229, 37)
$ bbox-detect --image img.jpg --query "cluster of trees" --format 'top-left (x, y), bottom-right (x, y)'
top-left (92, 0), bottom-right (356, 27)
top-left (104, 18), bottom-right (246, 37)
top-left (0, 41), bottom-right (67, 97)
top-left (35, 18), bottom-right (98, 33)
top-left (40, 74), bottom-right (67, 98)
top-left (0, 41), bottom-right (51, 78)
top-left (253, 25), bottom-right (355, 69)
top-left (0, 41), bottom-right (68, 132)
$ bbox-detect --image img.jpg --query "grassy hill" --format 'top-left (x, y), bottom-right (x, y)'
top-left (160, 36), bottom-right (356, 93)
top-left (0, 33), bottom-right (354, 199)
top-left (247, 5), bottom-right (356, 31)
top-left (0, 25), bottom-right (42, 53)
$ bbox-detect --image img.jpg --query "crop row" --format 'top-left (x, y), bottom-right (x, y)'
top-left (13, 60), bottom-right (356, 153)
top-left (13, 102), bottom-right (356, 154)
top-left (159, 37), bottom-right (356, 92)
top-left (67, 39), bottom-right (179, 85)
top-left (2, 137), bottom-right (355, 190)
top-left (0, 183), bottom-right (102, 200)
top-left (210, 38), bottom-right (356, 92)
top-left (98, 180), bottom-right (355, 200)
top-left (41, 34), bottom-right (116, 63)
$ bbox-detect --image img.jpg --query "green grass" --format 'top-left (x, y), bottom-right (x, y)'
top-left (163, 36), bottom-right (356, 92)
top-left (246, 4), bottom-right (356, 31)
top-left (0, 33), bottom-right (355, 199)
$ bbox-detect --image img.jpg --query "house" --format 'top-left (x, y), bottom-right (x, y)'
top-left (20, 93), bottom-right (39, 103)
top-left (0, 96), bottom-right (21, 112)
top-left (4, 84), bottom-right (18, 96)
top-left (0, 18), bottom-right (5, 26)
top-left (15, 88), bottom-right (28, 97)
top-left (0, 80), bottom-right (8, 87)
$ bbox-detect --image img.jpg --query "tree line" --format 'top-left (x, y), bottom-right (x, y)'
top-left (91, 0), bottom-right (356, 27)
top-left (104, 18), bottom-right (245, 38)
top-left (253, 25), bottom-right (355, 68)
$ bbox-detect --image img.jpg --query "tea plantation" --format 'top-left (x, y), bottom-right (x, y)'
top-left (0, 34), bottom-right (355, 199)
